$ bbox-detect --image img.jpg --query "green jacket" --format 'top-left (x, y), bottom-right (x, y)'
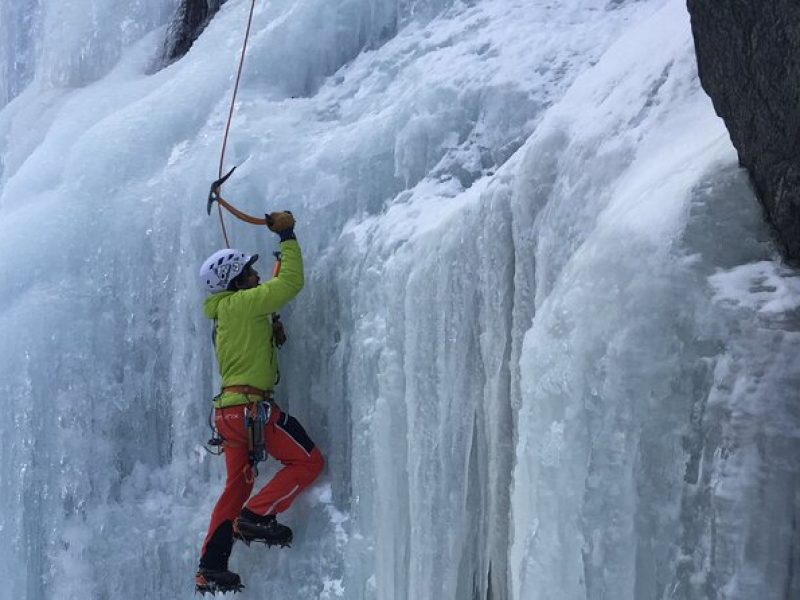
top-left (203, 239), bottom-right (304, 408)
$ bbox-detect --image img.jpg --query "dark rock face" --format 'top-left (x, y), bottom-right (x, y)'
top-left (162, 0), bottom-right (226, 65)
top-left (686, 1), bottom-right (800, 260)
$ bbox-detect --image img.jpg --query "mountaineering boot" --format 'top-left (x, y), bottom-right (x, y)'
top-left (195, 568), bottom-right (244, 595)
top-left (234, 508), bottom-right (293, 547)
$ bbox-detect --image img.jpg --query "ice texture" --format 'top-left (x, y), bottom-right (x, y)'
top-left (0, 1), bottom-right (798, 599)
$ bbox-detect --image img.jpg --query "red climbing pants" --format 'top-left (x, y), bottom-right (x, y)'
top-left (199, 404), bottom-right (324, 570)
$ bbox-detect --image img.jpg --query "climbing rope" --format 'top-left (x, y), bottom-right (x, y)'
top-left (211, 0), bottom-right (269, 246)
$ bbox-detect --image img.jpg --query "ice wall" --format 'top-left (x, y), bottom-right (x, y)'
top-left (506, 4), bottom-right (800, 598)
top-left (0, 1), bottom-right (798, 599)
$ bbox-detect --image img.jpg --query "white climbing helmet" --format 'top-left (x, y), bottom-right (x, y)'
top-left (199, 248), bottom-right (259, 293)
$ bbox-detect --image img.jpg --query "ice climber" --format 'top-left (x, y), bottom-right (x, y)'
top-left (195, 211), bottom-right (324, 594)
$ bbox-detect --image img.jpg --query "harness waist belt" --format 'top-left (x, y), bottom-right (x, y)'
top-left (221, 385), bottom-right (272, 399)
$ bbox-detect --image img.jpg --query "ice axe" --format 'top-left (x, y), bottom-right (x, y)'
top-left (207, 166), bottom-right (237, 215)
top-left (206, 166), bottom-right (269, 226)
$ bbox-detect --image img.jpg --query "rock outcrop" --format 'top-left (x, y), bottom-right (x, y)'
top-left (686, 1), bottom-right (800, 260)
top-left (162, 0), bottom-right (226, 65)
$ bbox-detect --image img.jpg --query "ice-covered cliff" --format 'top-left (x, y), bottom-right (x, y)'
top-left (687, 0), bottom-right (800, 262)
top-left (1, 1), bottom-right (798, 599)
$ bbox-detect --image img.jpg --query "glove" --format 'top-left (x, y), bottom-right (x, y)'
top-left (265, 211), bottom-right (296, 241)
top-left (266, 211), bottom-right (294, 232)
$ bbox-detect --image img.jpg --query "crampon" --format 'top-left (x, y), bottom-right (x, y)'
top-left (195, 569), bottom-right (244, 595)
top-left (234, 529), bottom-right (292, 548)
top-left (234, 511), bottom-right (293, 548)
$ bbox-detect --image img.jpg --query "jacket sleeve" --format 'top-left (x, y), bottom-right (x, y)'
top-left (237, 239), bottom-right (304, 315)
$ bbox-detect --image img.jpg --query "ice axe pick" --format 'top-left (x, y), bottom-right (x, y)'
top-left (207, 166), bottom-right (237, 215)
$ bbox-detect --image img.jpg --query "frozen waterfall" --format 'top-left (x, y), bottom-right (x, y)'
top-left (1, 0), bottom-right (798, 599)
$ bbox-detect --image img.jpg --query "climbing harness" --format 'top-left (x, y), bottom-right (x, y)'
top-left (204, 386), bottom-right (273, 479)
top-left (219, 385), bottom-right (273, 480)
top-left (206, 387), bottom-right (280, 474)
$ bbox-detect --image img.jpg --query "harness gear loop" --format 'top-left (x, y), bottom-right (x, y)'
top-left (244, 398), bottom-right (271, 479)
top-left (204, 403), bottom-right (225, 455)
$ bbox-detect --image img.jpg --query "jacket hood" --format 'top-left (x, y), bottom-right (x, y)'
top-left (203, 291), bottom-right (234, 319)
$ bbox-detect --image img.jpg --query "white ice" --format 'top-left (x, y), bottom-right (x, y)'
top-left (0, 1), bottom-right (798, 599)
